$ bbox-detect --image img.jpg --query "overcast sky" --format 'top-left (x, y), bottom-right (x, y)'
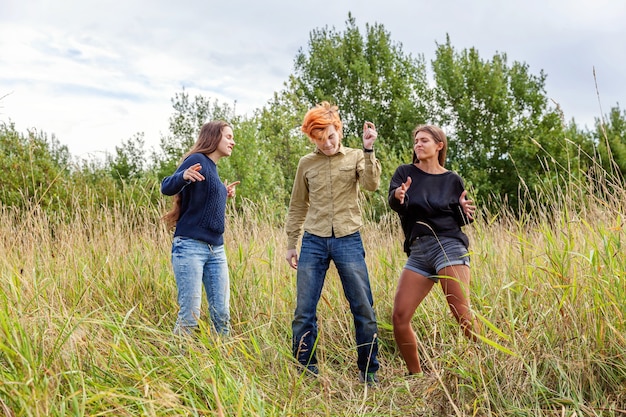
top-left (2, 0), bottom-right (625, 159)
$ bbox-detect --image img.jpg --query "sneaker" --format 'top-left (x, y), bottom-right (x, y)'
top-left (359, 370), bottom-right (379, 386)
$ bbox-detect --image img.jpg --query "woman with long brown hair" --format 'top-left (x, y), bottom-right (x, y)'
top-left (161, 121), bottom-right (239, 336)
top-left (388, 124), bottom-right (478, 375)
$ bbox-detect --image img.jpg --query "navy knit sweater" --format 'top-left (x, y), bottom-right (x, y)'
top-left (161, 153), bottom-right (227, 246)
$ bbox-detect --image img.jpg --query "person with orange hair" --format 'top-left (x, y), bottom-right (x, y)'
top-left (285, 101), bottom-right (381, 385)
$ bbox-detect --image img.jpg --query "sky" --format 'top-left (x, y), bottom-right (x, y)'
top-left (2, 0), bottom-right (625, 160)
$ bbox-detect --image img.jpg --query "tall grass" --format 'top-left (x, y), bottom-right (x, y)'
top-left (1, 168), bottom-right (625, 416)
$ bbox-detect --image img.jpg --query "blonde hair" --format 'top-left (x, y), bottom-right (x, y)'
top-left (301, 101), bottom-right (343, 142)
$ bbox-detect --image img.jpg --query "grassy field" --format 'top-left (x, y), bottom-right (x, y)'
top-left (1, 174), bottom-right (625, 416)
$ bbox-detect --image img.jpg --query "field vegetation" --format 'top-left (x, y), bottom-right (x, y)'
top-left (2, 14), bottom-right (626, 416)
top-left (1, 160), bottom-right (624, 416)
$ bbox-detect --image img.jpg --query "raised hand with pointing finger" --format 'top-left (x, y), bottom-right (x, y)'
top-left (224, 180), bottom-right (240, 198)
top-left (362, 121), bottom-right (378, 150)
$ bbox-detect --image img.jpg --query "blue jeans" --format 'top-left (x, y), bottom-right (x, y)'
top-left (292, 231), bottom-right (379, 373)
top-left (171, 236), bottom-right (231, 336)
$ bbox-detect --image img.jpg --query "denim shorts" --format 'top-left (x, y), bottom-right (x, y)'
top-left (404, 235), bottom-right (470, 282)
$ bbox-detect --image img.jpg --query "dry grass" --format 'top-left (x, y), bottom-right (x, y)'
top-left (1, 176), bottom-right (625, 415)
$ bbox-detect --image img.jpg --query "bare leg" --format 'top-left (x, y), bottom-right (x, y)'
top-left (438, 265), bottom-right (478, 341)
top-left (392, 268), bottom-right (435, 374)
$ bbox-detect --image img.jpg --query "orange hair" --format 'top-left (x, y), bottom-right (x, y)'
top-left (301, 101), bottom-right (343, 142)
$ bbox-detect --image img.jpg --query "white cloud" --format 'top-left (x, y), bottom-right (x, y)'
top-left (1, 0), bottom-right (625, 157)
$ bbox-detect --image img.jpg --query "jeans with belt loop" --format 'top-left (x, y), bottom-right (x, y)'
top-left (292, 231), bottom-right (379, 373)
top-left (171, 236), bottom-right (231, 336)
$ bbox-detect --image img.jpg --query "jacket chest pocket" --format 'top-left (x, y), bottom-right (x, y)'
top-left (338, 166), bottom-right (356, 184)
top-left (306, 170), bottom-right (325, 193)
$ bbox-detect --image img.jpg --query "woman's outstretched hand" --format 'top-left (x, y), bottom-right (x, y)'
top-left (395, 176), bottom-right (412, 204)
top-left (183, 163), bottom-right (205, 182)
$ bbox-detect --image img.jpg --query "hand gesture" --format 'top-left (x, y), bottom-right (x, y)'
top-left (183, 163), bottom-right (205, 182)
top-left (395, 176), bottom-right (412, 204)
top-left (286, 249), bottom-right (298, 270)
top-left (459, 190), bottom-right (475, 220)
top-left (224, 180), bottom-right (241, 198)
top-left (362, 121), bottom-right (377, 150)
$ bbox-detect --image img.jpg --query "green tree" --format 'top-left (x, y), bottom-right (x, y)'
top-left (107, 133), bottom-right (146, 182)
top-left (256, 86), bottom-right (311, 204)
top-left (431, 35), bottom-right (583, 211)
top-left (0, 122), bottom-right (72, 212)
top-left (595, 105), bottom-right (626, 178)
top-left (151, 90), bottom-right (287, 211)
top-left (287, 14), bottom-right (432, 218)
top-left (292, 13), bottom-right (430, 155)
top-left (151, 89), bottom-right (236, 181)
top-left (218, 115), bottom-right (289, 214)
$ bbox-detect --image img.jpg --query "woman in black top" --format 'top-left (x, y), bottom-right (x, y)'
top-left (388, 124), bottom-right (478, 376)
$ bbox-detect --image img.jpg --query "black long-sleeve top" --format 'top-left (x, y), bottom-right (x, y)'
top-left (388, 164), bottom-right (473, 255)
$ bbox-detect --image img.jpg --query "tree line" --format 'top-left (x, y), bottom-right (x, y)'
top-left (2, 14), bottom-right (625, 221)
